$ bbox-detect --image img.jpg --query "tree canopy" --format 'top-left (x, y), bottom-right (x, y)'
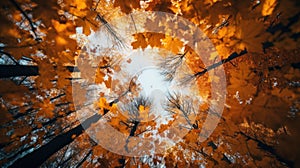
top-left (0, 0), bottom-right (299, 167)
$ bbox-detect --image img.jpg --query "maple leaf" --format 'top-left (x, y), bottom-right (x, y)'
top-left (113, 0), bottom-right (141, 14)
top-left (131, 32), bottom-right (165, 49)
top-left (131, 33), bottom-right (148, 49)
top-left (236, 19), bottom-right (268, 52)
top-left (146, 33), bottom-right (165, 48)
top-left (161, 36), bottom-right (184, 54)
top-left (68, 0), bottom-right (89, 17)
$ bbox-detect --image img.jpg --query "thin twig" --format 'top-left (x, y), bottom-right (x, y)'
top-left (159, 50), bottom-right (188, 81)
top-left (181, 48), bottom-right (248, 84)
top-left (130, 14), bottom-right (138, 33)
top-left (96, 13), bottom-right (125, 48)
top-left (0, 51), bottom-right (19, 65)
top-left (9, 0), bottom-right (41, 41)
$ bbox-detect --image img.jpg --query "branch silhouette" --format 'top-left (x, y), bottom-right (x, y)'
top-left (9, 0), bottom-right (41, 41)
top-left (181, 48), bottom-right (248, 84)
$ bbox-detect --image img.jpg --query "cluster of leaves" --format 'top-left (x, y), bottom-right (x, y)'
top-left (0, 0), bottom-right (299, 167)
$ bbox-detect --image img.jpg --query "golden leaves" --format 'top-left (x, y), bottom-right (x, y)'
top-left (213, 16), bottom-right (267, 57)
top-left (138, 105), bottom-right (145, 112)
top-left (227, 61), bottom-right (257, 100)
top-left (113, 0), bottom-right (141, 14)
top-left (1, 1), bottom-right (299, 167)
top-left (184, 130), bottom-right (198, 144)
top-left (262, 0), bottom-right (277, 16)
top-left (145, 0), bottom-right (173, 13)
top-left (68, 0), bottom-right (89, 17)
top-left (12, 10), bottom-right (22, 22)
top-left (110, 103), bottom-right (118, 113)
top-left (96, 97), bottom-right (119, 115)
top-left (56, 65), bottom-right (72, 89)
top-left (161, 36), bottom-right (184, 54)
top-left (138, 105), bottom-right (152, 121)
top-left (95, 70), bottom-right (106, 84)
top-left (96, 97), bottom-right (109, 114)
top-left (73, 0), bottom-right (87, 10)
top-left (55, 36), bottom-right (68, 46)
top-left (132, 33), bottom-right (148, 49)
top-left (158, 120), bottom-right (173, 133)
top-left (74, 10), bottom-right (99, 36)
top-left (51, 19), bottom-right (76, 46)
top-left (237, 19), bottom-right (267, 53)
top-left (131, 32), bottom-right (185, 54)
top-left (93, 145), bottom-right (105, 156)
top-left (52, 20), bottom-right (69, 34)
top-left (131, 32), bottom-right (165, 49)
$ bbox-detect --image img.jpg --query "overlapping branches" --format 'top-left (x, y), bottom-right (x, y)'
top-left (158, 51), bottom-right (188, 81)
top-left (122, 96), bottom-right (151, 122)
top-left (180, 48), bottom-right (248, 84)
top-left (96, 13), bottom-right (127, 49)
top-left (9, 0), bottom-right (41, 41)
top-left (165, 92), bottom-right (196, 129)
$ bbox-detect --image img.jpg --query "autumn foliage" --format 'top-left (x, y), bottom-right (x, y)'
top-left (0, 0), bottom-right (300, 168)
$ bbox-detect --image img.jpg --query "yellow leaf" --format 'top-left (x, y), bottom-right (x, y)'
top-left (146, 33), bottom-right (164, 48)
top-left (110, 117), bottom-right (120, 126)
top-left (139, 105), bottom-right (145, 112)
top-left (69, 0), bottom-right (88, 17)
top-left (73, 0), bottom-right (87, 10)
top-left (262, 0), bottom-right (277, 16)
top-left (110, 103), bottom-right (118, 113)
top-left (98, 97), bottom-right (108, 109)
top-left (161, 36), bottom-right (184, 54)
top-left (56, 36), bottom-right (67, 45)
top-left (52, 20), bottom-right (67, 33)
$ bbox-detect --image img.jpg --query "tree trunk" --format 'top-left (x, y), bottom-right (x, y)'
top-left (0, 65), bottom-right (79, 78)
top-left (9, 113), bottom-right (101, 168)
top-left (0, 65), bottom-right (38, 78)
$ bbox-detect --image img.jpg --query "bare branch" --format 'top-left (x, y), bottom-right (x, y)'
top-left (180, 48), bottom-right (248, 84)
top-left (96, 13), bottom-right (127, 49)
top-left (122, 96), bottom-right (152, 122)
top-left (0, 50), bottom-right (19, 65)
top-left (159, 51), bottom-right (188, 81)
top-left (9, 0), bottom-right (41, 41)
top-left (122, 96), bottom-right (152, 153)
top-left (165, 92), bottom-right (195, 128)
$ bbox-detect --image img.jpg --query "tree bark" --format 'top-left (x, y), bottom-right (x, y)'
top-left (9, 113), bottom-right (101, 168)
top-left (0, 65), bottom-right (79, 78)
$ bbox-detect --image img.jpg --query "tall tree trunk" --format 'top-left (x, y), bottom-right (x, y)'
top-left (0, 65), bottom-right (38, 78)
top-left (9, 113), bottom-right (102, 168)
top-left (0, 65), bottom-right (79, 78)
